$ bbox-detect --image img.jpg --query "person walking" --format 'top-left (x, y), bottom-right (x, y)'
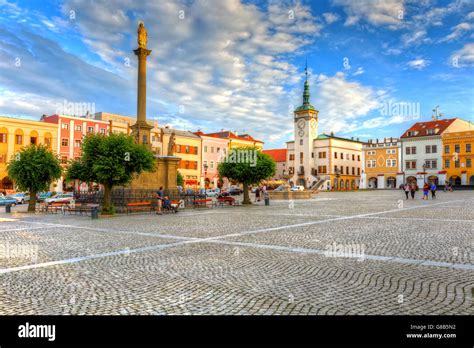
top-left (430, 182), bottom-right (437, 199)
top-left (403, 183), bottom-right (410, 200)
top-left (409, 182), bottom-right (416, 199)
top-left (254, 186), bottom-right (260, 202)
top-left (422, 182), bottom-right (430, 200)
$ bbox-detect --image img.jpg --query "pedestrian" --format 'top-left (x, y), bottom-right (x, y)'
top-left (430, 182), bottom-right (437, 199)
top-left (444, 182), bottom-right (449, 192)
top-left (403, 183), bottom-right (410, 200)
top-left (409, 182), bottom-right (416, 199)
top-left (422, 183), bottom-right (430, 200)
top-left (254, 186), bottom-right (260, 202)
top-left (156, 186), bottom-right (164, 215)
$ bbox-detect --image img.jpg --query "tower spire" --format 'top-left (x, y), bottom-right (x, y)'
top-left (303, 61), bottom-right (310, 105)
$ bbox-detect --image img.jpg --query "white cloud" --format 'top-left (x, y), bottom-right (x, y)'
top-left (441, 22), bottom-right (472, 42)
top-left (406, 58), bottom-right (430, 70)
top-left (332, 0), bottom-right (404, 29)
top-left (353, 67), bottom-right (365, 76)
top-left (450, 43), bottom-right (474, 67)
top-left (322, 12), bottom-right (339, 24)
top-left (311, 72), bottom-right (386, 134)
top-left (401, 30), bottom-right (431, 47)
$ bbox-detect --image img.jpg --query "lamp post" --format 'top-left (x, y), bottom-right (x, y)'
top-left (422, 163), bottom-right (426, 184)
top-left (203, 163), bottom-right (208, 189)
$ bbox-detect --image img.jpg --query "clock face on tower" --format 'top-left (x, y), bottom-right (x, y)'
top-left (297, 119), bottom-right (305, 130)
top-left (310, 119), bottom-right (317, 137)
top-left (298, 130), bottom-right (304, 137)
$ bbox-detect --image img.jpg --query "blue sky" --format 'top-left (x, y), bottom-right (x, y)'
top-left (0, 0), bottom-right (473, 148)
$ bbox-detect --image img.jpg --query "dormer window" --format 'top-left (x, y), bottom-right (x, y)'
top-left (427, 129), bottom-right (436, 135)
top-left (407, 131), bottom-right (417, 136)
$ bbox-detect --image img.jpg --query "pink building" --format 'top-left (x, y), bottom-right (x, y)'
top-left (194, 131), bottom-right (229, 188)
top-left (42, 114), bottom-right (110, 191)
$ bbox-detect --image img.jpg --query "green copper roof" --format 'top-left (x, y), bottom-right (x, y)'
top-left (295, 72), bottom-right (315, 112)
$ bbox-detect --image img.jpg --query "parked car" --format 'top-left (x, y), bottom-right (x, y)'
top-left (37, 192), bottom-right (53, 202)
top-left (44, 193), bottom-right (74, 204)
top-left (228, 187), bottom-right (243, 195)
top-left (9, 192), bottom-right (30, 204)
top-left (273, 185), bottom-right (290, 192)
top-left (217, 191), bottom-right (230, 198)
top-left (205, 188), bottom-right (221, 197)
top-left (290, 185), bottom-right (305, 192)
top-left (0, 196), bottom-right (17, 206)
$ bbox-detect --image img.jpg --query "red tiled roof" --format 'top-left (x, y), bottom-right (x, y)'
top-left (400, 118), bottom-right (457, 138)
top-left (202, 130), bottom-right (263, 143)
top-left (263, 149), bottom-right (287, 162)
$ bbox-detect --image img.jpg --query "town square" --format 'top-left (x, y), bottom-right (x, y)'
top-left (0, 0), bottom-right (473, 345)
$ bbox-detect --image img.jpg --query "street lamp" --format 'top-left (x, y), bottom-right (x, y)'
top-left (422, 163), bottom-right (426, 183)
top-left (203, 163), bottom-right (208, 188)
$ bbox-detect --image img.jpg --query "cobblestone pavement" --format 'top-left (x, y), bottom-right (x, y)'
top-left (0, 190), bottom-right (472, 315)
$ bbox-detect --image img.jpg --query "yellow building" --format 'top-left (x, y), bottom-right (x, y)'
top-left (360, 138), bottom-right (401, 189)
top-left (160, 127), bottom-right (202, 187)
top-left (442, 130), bottom-right (474, 185)
top-left (0, 116), bottom-right (58, 191)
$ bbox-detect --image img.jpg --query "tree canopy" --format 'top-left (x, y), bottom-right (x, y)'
top-left (218, 147), bottom-right (275, 204)
top-left (66, 133), bottom-right (156, 213)
top-left (7, 144), bottom-right (62, 212)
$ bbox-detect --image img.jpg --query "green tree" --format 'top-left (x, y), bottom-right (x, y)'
top-left (218, 147), bottom-right (275, 204)
top-left (177, 170), bottom-right (184, 187)
top-left (7, 144), bottom-right (62, 212)
top-left (66, 133), bottom-right (155, 214)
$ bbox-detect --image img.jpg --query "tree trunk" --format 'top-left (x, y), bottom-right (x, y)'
top-left (102, 183), bottom-right (113, 214)
top-left (242, 183), bottom-right (251, 205)
top-left (28, 190), bottom-right (37, 213)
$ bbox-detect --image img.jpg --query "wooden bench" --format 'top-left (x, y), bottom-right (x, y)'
top-left (193, 198), bottom-right (214, 208)
top-left (126, 201), bottom-right (153, 214)
top-left (46, 202), bottom-right (69, 214)
top-left (65, 203), bottom-right (100, 216)
top-left (217, 197), bottom-right (240, 207)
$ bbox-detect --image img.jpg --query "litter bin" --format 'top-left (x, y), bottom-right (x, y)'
top-left (5, 204), bottom-right (11, 213)
top-left (264, 192), bottom-right (270, 206)
top-left (91, 206), bottom-right (99, 220)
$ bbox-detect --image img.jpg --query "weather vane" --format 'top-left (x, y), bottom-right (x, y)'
top-left (305, 60), bottom-right (308, 80)
top-left (431, 105), bottom-right (443, 120)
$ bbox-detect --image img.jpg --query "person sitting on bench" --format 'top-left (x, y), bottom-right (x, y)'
top-left (162, 196), bottom-right (171, 210)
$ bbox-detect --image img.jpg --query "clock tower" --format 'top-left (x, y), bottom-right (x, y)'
top-left (293, 65), bottom-right (319, 187)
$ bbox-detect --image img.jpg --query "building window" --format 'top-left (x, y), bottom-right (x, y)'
top-left (425, 145), bottom-right (431, 154)
top-left (289, 154), bottom-right (294, 161)
top-left (358, 155), bottom-right (360, 161)
top-left (454, 144), bottom-right (460, 153)
top-left (427, 129), bottom-right (436, 135)
top-left (466, 158), bottom-right (472, 168)
top-left (100, 128), bottom-right (106, 134)
top-left (454, 160), bottom-right (460, 168)
top-left (299, 152), bottom-right (303, 165)
top-left (406, 161), bottom-right (416, 169)
top-left (75, 125), bottom-right (82, 131)
top-left (15, 135), bottom-right (22, 145)
top-left (318, 152), bottom-right (326, 159)
top-left (0, 133), bottom-right (6, 143)
top-left (61, 123), bottom-right (69, 130)
top-left (311, 152), bottom-right (314, 158)
top-left (346, 154), bottom-right (349, 160)
top-left (367, 160), bottom-right (376, 168)
top-left (87, 126), bottom-right (94, 133)
top-left (211, 147), bottom-right (214, 153)
top-left (61, 156), bottom-right (68, 164)
top-left (334, 165), bottom-right (337, 173)
top-left (300, 139), bottom-right (303, 145)
top-left (340, 152), bottom-right (344, 159)
top-left (44, 138), bottom-right (51, 148)
top-left (357, 168), bottom-right (360, 175)
top-left (74, 139), bottom-right (81, 148)
top-left (61, 138), bottom-right (69, 147)
top-left (30, 137), bottom-right (37, 145)
top-left (466, 144), bottom-right (472, 153)
top-left (352, 154), bottom-right (355, 160)
top-left (445, 159), bottom-right (450, 168)
top-left (217, 147), bottom-right (220, 153)
top-left (352, 167), bottom-right (355, 175)
top-left (386, 149), bottom-right (396, 154)
top-left (334, 152), bottom-right (337, 159)
top-left (204, 146), bottom-right (207, 152)
top-left (386, 159), bottom-right (396, 167)
top-left (444, 145), bottom-right (450, 154)
top-left (186, 145), bottom-right (190, 153)
top-left (426, 145), bottom-right (437, 153)
top-left (210, 161), bottom-right (214, 169)
top-left (406, 146), bottom-right (416, 155)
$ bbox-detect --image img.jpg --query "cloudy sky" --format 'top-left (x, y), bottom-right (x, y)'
top-left (1, 0), bottom-right (473, 148)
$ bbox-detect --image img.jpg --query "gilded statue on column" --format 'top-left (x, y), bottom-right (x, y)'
top-left (137, 22), bottom-right (147, 48)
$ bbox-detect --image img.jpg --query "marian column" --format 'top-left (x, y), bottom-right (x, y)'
top-left (131, 22), bottom-right (153, 147)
